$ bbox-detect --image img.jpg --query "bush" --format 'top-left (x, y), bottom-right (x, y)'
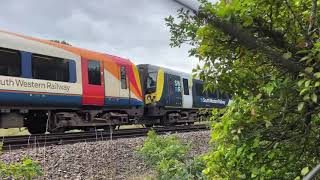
top-left (138, 130), bottom-right (207, 179)
top-left (0, 143), bottom-right (42, 179)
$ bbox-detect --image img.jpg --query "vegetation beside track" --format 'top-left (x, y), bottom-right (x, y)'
top-left (138, 130), bottom-right (207, 179)
top-left (167, 0), bottom-right (320, 178)
top-left (0, 143), bottom-right (42, 179)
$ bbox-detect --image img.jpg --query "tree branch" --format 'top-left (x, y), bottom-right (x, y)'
top-left (171, 0), bottom-right (315, 78)
top-left (307, 0), bottom-right (318, 47)
top-left (284, 0), bottom-right (306, 33)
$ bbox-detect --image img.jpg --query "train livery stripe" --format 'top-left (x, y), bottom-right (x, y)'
top-left (132, 64), bottom-right (142, 94)
top-left (105, 97), bottom-right (143, 106)
top-left (0, 91), bottom-right (82, 107)
top-left (128, 65), bottom-right (142, 100)
top-left (156, 69), bottom-right (164, 101)
top-left (0, 89), bottom-right (80, 96)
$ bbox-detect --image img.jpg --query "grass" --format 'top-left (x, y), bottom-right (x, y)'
top-left (0, 128), bottom-right (29, 137)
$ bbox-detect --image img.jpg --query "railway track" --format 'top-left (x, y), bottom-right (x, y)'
top-left (1, 124), bottom-right (208, 151)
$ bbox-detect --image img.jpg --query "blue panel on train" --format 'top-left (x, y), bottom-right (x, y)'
top-left (0, 91), bottom-right (82, 107)
top-left (193, 96), bottom-right (229, 108)
top-left (105, 97), bottom-right (143, 106)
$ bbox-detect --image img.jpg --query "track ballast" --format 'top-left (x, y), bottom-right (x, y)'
top-left (1, 124), bottom-right (208, 151)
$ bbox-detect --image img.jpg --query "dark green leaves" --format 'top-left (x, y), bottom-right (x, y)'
top-left (167, 0), bottom-right (320, 179)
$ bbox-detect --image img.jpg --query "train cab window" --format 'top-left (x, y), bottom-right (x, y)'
top-left (0, 48), bottom-right (21, 77)
top-left (88, 60), bottom-right (101, 85)
top-left (120, 66), bottom-right (127, 89)
top-left (195, 83), bottom-right (204, 96)
top-left (146, 72), bottom-right (157, 93)
top-left (32, 55), bottom-right (69, 82)
top-left (183, 78), bottom-right (189, 95)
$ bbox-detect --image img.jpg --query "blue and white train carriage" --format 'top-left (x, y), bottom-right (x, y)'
top-left (138, 64), bottom-right (230, 126)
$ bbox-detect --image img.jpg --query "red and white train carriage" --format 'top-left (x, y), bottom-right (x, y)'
top-left (0, 30), bottom-right (144, 133)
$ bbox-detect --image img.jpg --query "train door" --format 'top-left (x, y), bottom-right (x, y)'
top-left (119, 65), bottom-right (130, 103)
top-left (168, 74), bottom-right (182, 107)
top-left (182, 77), bottom-right (192, 108)
top-left (81, 58), bottom-right (105, 106)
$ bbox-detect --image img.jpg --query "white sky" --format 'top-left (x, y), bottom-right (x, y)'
top-left (0, 0), bottom-right (208, 73)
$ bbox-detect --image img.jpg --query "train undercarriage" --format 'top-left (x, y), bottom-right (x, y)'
top-left (0, 106), bottom-right (206, 134)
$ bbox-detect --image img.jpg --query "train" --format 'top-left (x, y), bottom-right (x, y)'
top-left (0, 30), bottom-right (230, 134)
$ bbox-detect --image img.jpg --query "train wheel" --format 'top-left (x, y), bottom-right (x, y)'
top-left (145, 124), bottom-right (153, 128)
top-left (27, 124), bottom-right (46, 134)
top-left (26, 112), bottom-right (47, 134)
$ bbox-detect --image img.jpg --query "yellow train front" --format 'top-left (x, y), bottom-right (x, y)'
top-left (138, 64), bottom-right (230, 126)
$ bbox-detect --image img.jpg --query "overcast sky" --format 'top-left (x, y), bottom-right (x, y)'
top-left (0, 0), bottom-right (205, 73)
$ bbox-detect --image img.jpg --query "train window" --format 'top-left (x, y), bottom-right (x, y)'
top-left (32, 54), bottom-right (69, 82)
top-left (146, 72), bottom-right (157, 93)
top-left (195, 83), bottom-right (204, 96)
top-left (183, 78), bottom-right (189, 95)
top-left (0, 48), bottom-right (21, 77)
top-left (120, 66), bottom-right (127, 89)
top-left (88, 60), bottom-right (101, 85)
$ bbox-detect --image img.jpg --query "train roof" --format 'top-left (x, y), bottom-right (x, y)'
top-left (0, 29), bottom-right (134, 66)
top-left (138, 64), bottom-right (197, 79)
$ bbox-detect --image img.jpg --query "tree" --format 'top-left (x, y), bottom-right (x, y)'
top-left (50, 40), bottom-right (72, 46)
top-left (166, 0), bottom-right (319, 178)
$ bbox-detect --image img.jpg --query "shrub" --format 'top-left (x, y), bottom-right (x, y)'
top-left (0, 143), bottom-right (42, 179)
top-left (138, 130), bottom-right (207, 179)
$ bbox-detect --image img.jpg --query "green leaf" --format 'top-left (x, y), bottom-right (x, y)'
top-left (264, 83), bottom-right (274, 96)
top-left (315, 81), bottom-right (320, 87)
top-left (311, 93), bottom-right (317, 103)
top-left (265, 120), bottom-right (272, 128)
top-left (298, 79), bottom-right (305, 87)
top-left (248, 153), bottom-right (256, 160)
top-left (299, 88), bottom-right (308, 96)
top-left (315, 72), bottom-right (320, 78)
top-left (238, 174), bottom-right (246, 179)
top-left (282, 52), bottom-right (292, 59)
top-left (300, 56), bottom-right (310, 62)
top-left (253, 137), bottom-right (260, 148)
top-left (256, 93), bottom-right (262, 99)
top-left (301, 167), bottom-right (309, 176)
top-left (243, 16), bottom-right (253, 27)
top-left (298, 102), bottom-right (304, 111)
top-left (305, 67), bottom-right (313, 73)
top-left (305, 80), bottom-right (311, 87)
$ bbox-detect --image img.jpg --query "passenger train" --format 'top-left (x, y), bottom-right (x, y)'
top-left (0, 30), bottom-right (229, 134)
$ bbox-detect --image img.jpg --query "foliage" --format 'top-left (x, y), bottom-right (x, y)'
top-left (0, 143), bottom-right (42, 179)
top-left (166, 0), bottom-right (320, 179)
top-left (50, 40), bottom-right (72, 46)
top-left (138, 130), bottom-right (207, 179)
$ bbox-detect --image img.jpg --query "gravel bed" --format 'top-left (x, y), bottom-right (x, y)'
top-left (1, 131), bottom-right (211, 180)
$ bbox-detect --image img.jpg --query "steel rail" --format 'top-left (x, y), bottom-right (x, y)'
top-left (1, 124), bottom-right (208, 151)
